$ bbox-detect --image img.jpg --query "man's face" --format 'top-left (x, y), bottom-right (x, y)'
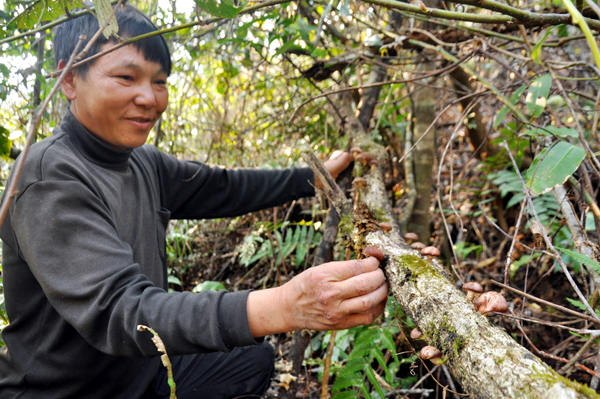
top-left (63, 43), bottom-right (168, 151)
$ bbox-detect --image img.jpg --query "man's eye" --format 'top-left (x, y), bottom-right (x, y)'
top-left (118, 75), bottom-right (133, 81)
top-left (155, 80), bottom-right (167, 85)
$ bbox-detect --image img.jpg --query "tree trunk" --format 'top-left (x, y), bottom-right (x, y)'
top-left (407, 60), bottom-right (436, 242)
top-left (306, 94), bottom-right (600, 398)
top-left (449, 67), bottom-right (498, 160)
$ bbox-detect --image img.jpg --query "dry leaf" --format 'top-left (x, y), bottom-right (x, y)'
top-left (277, 373), bottom-right (297, 390)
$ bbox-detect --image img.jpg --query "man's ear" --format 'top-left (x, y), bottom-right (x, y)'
top-left (57, 60), bottom-right (77, 101)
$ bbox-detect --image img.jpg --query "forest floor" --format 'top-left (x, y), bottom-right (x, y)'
top-left (169, 118), bottom-right (599, 398)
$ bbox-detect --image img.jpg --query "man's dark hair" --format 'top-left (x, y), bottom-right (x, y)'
top-left (53, 4), bottom-right (172, 76)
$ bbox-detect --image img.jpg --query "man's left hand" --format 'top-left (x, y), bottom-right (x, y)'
top-left (315, 150), bottom-right (354, 189)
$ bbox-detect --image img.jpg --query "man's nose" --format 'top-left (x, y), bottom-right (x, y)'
top-left (134, 82), bottom-right (157, 108)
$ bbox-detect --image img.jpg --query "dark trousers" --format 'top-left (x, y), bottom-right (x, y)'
top-left (143, 341), bottom-right (274, 399)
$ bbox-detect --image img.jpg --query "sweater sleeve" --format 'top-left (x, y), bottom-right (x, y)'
top-left (11, 179), bottom-right (259, 357)
top-left (148, 148), bottom-right (316, 219)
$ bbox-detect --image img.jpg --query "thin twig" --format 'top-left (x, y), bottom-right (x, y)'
top-left (321, 330), bottom-right (337, 399)
top-left (491, 280), bottom-right (600, 325)
top-left (514, 317), bottom-right (600, 379)
top-left (500, 312), bottom-right (600, 335)
top-left (436, 98), bottom-right (484, 281)
top-left (504, 200), bottom-right (526, 284)
top-left (289, 54), bottom-right (472, 122)
top-left (558, 334), bottom-right (597, 375)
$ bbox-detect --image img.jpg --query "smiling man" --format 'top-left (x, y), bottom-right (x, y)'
top-left (0, 5), bottom-right (388, 399)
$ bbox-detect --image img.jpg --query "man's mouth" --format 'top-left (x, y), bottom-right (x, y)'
top-left (128, 117), bottom-right (153, 122)
top-left (126, 117), bottom-right (155, 130)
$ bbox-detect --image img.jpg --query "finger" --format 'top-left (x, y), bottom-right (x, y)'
top-left (338, 281), bottom-right (389, 315)
top-left (333, 268), bottom-right (386, 300)
top-left (314, 257), bottom-right (380, 282)
top-left (330, 150), bottom-right (346, 160)
top-left (324, 151), bottom-right (353, 177)
top-left (333, 295), bottom-right (388, 329)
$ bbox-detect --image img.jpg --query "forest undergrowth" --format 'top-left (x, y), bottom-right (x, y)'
top-left (160, 103), bottom-right (599, 398)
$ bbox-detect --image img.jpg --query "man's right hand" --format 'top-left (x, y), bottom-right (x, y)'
top-left (247, 256), bottom-right (388, 337)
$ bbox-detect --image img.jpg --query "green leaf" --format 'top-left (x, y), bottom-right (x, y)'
top-left (495, 84), bottom-right (527, 127)
top-left (544, 126), bottom-right (578, 138)
top-left (525, 142), bottom-right (586, 195)
top-left (557, 24), bottom-right (569, 38)
top-left (167, 275), bottom-right (182, 286)
top-left (12, 0), bottom-right (82, 29)
top-left (93, 0), bottom-right (119, 39)
top-left (365, 366), bottom-right (386, 399)
top-left (192, 280), bottom-right (226, 292)
top-left (332, 372), bottom-right (365, 393)
top-left (510, 253), bottom-right (541, 279)
top-left (331, 392), bottom-right (359, 399)
top-left (566, 297), bottom-right (600, 316)
top-left (532, 28), bottom-right (554, 65)
top-left (274, 36), bottom-right (300, 56)
top-left (526, 74), bottom-right (552, 118)
top-left (511, 84), bottom-right (528, 104)
top-left (523, 126), bottom-right (578, 138)
top-left (556, 247), bottom-right (600, 274)
top-left (311, 48), bottom-right (328, 58)
top-left (494, 106), bottom-right (510, 128)
top-left (0, 126), bottom-right (12, 161)
top-left (194, 0), bottom-right (243, 19)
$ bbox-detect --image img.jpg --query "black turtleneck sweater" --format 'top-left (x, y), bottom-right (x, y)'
top-left (0, 110), bottom-right (315, 399)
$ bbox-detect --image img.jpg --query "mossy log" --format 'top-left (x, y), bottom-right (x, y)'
top-left (304, 93), bottom-right (600, 398)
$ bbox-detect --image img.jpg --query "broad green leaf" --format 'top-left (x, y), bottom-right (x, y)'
top-left (12, 0), bottom-right (82, 29)
top-left (194, 0), bottom-right (243, 19)
top-left (494, 105), bottom-right (510, 128)
top-left (93, 0), bottom-right (118, 39)
top-left (526, 141), bottom-right (586, 195)
top-left (556, 247), bottom-right (600, 274)
top-left (274, 36), bottom-right (299, 56)
top-left (526, 74), bottom-right (552, 118)
top-left (511, 84), bottom-right (528, 104)
top-left (544, 126), bottom-right (578, 137)
top-left (494, 84), bottom-right (527, 127)
top-left (167, 275), bottom-right (182, 286)
top-left (532, 28), bottom-right (554, 64)
top-left (523, 126), bottom-right (578, 138)
top-left (192, 280), bottom-right (226, 292)
top-left (0, 126), bottom-right (12, 161)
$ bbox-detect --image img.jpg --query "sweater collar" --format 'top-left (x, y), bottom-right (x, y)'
top-left (59, 108), bottom-right (133, 167)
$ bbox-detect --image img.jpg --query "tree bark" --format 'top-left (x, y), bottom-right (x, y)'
top-left (307, 95), bottom-right (600, 399)
top-left (356, 63), bottom-right (387, 130)
top-left (449, 67), bottom-right (498, 160)
top-left (407, 60), bottom-right (436, 242)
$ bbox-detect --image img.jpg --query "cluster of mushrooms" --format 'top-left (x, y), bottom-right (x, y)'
top-left (362, 232), bottom-right (509, 367)
top-left (410, 281), bottom-right (509, 365)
